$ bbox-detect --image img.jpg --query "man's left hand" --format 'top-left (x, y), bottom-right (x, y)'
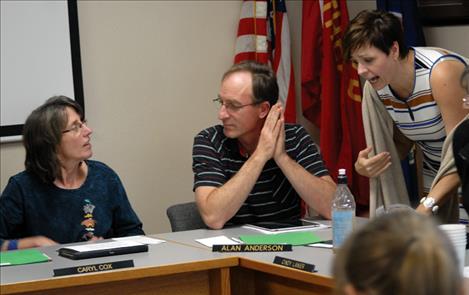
top-left (255, 103), bottom-right (283, 162)
top-left (273, 110), bottom-right (287, 163)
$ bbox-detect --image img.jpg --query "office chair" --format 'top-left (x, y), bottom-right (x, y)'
top-left (166, 202), bottom-right (207, 232)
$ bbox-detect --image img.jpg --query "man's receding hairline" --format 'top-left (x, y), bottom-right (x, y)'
top-left (222, 69), bottom-right (252, 82)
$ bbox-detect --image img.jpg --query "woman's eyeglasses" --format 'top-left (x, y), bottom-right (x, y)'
top-left (62, 120), bottom-right (88, 134)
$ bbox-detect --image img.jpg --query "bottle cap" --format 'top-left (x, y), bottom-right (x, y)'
top-left (337, 169), bottom-right (347, 184)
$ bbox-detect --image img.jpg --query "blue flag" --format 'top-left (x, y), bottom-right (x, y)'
top-left (377, 0), bottom-right (426, 46)
top-left (377, 0), bottom-right (426, 205)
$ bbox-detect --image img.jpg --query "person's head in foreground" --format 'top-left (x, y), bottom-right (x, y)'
top-left (333, 211), bottom-right (462, 295)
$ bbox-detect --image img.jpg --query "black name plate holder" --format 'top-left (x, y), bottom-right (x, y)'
top-left (53, 259), bottom-right (134, 277)
top-left (212, 244), bottom-right (292, 252)
top-left (273, 256), bottom-right (316, 273)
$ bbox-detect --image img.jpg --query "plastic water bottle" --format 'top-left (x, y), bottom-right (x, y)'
top-left (332, 169), bottom-right (356, 251)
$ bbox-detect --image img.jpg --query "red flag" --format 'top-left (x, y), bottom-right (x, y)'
top-left (234, 0), bottom-right (296, 123)
top-left (302, 0), bottom-right (369, 215)
top-left (301, 0), bottom-right (322, 127)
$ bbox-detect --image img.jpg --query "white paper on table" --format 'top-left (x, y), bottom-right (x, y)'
top-left (306, 242), bottom-right (333, 249)
top-left (464, 266), bottom-right (469, 278)
top-left (195, 235), bottom-right (241, 248)
top-left (113, 235), bottom-right (166, 245)
top-left (242, 223), bottom-right (330, 235)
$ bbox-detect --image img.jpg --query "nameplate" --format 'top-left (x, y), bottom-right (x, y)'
top-left (273, 256), bottom-right (316, 273)
top-left (53, 260), bottom-right (134, 277)
top-left (212, 244), bottom-right (292, 252)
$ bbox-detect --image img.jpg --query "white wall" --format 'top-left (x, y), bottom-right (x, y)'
top-left (1, 0), bottom-right (468, 234)
top-left (77, 1), bottom-right (239, 234)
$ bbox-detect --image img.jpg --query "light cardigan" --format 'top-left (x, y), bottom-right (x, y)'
top-left (362, 81), bottom-right (464, 223)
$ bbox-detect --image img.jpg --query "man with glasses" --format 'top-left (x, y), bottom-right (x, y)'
top-left (192, 61), bottom-right (336, 229)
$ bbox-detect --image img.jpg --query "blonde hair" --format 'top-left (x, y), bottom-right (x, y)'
top-left (333, 211), bottom-right (462, 295)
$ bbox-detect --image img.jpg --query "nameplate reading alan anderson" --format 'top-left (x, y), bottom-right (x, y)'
top-left (212, 244), bottom-right (292, 252)
top-left (53, 260), bottom-right (134, 277)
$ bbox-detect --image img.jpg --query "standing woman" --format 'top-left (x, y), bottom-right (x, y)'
top-left (0, 96), bottom-right (144, 251)
top-left (344, 10), bottom-right (469, 222)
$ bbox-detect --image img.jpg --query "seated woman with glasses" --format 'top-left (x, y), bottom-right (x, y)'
top-left (0, 96), bottom-right (144, 251)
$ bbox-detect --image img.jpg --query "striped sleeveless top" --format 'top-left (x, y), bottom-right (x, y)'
top-left (377, 47), bottom-right (467, 193)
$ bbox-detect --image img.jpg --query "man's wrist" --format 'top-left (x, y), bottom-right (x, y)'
top-left (274, 152), bottom-right (290, 166)
top-left (250, 150), bottom-right (270, 165)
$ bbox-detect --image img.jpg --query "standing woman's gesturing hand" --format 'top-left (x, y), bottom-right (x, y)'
top-left (355, 146), bottom-right (392, 178)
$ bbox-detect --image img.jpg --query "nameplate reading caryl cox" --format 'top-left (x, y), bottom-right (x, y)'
top-left (53, 260), bottom-right (134, 277)
top-left (212, 244), bottom-right (292, 252)
top-left (273, 256), bottom-right (316, 273)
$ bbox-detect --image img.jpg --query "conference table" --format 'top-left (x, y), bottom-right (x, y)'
top-left (1, 225), bottom-right (335, 295)
top-left (1, 224), bottom-right (468, 295)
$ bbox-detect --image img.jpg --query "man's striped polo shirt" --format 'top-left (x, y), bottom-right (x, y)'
top-left (192, 124), bottom-right (329, 225)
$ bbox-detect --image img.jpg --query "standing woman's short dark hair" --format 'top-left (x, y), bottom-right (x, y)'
top-left (23, 96), bottom-right (84, 183)
top-left (222, 60), bottom-right (279, 106)
top-left (343, 10), bottom-right (408, 61)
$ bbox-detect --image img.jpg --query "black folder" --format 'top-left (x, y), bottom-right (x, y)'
top-left (58, 241), bottom-right (148, 260)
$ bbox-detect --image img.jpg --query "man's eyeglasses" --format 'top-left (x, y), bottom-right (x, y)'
top-left (213, 97), bottom-right (259, 112)
top-left (62, 120), bottom-right (88, 134)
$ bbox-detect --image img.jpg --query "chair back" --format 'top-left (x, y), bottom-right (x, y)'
top-left (166, 202), bottom-right (206, 232)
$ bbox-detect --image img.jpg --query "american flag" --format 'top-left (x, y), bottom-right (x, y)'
top-left (234, 0), bottom-right (296, 123)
